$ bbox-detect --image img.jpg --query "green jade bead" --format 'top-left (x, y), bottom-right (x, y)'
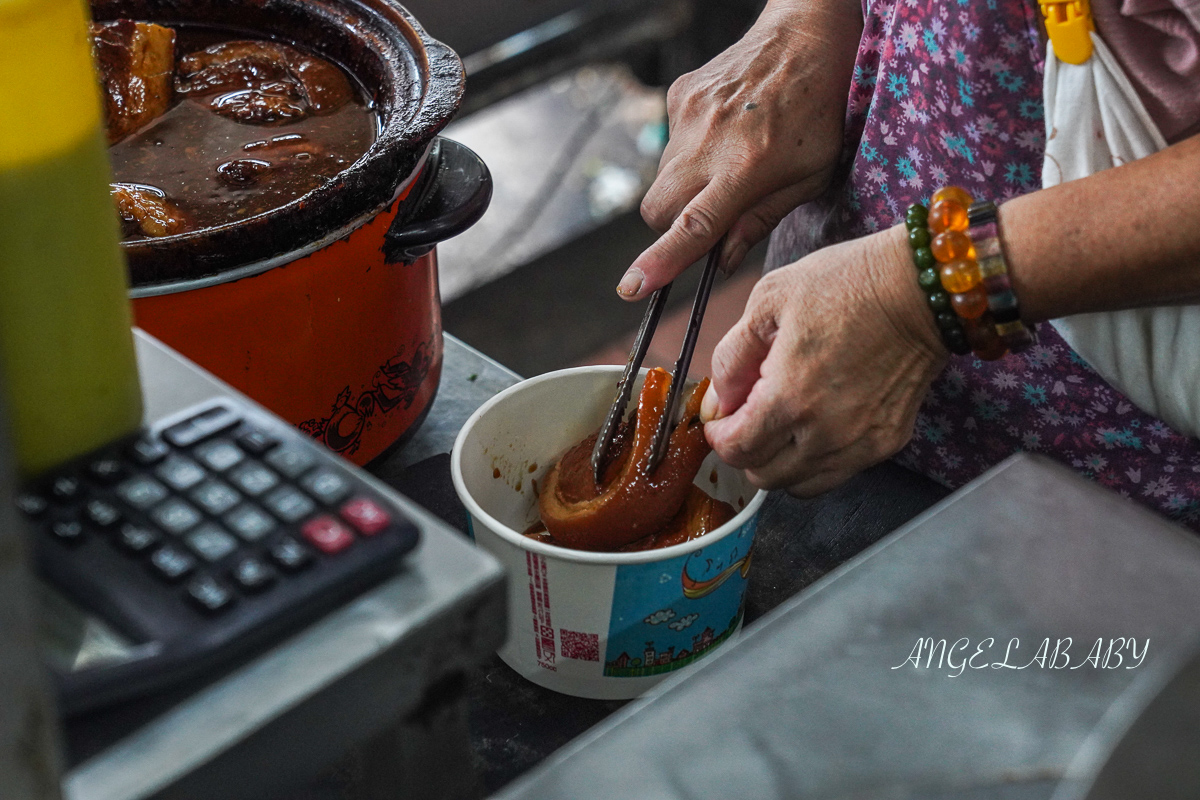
top-left (912, 246), bottom-right (936, 271)
top-left (935, 311), bottom-right (960, 330)
top-left (917, 268), bottom-right (940, 291)
top-left (928, 291), bottom-right (951, 312)
top-left (943, 327), bottom-right (972, 355)
top-left (905, 204), bottom-right (928, 229)
top-left (908, 226), bottom-right (931, 249)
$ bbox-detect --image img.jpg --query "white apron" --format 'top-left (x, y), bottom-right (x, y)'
top-left (1043, 32), bottom-right (1200, 439)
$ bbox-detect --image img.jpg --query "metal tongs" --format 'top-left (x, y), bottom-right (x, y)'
top-left (590, 235), bottom-right (727, 484)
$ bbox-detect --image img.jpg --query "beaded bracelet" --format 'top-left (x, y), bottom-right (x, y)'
top-left (966, 201), bottom-right (1037, 353)
top-left (905, 203), bottom-right (971, 355)
top-left (925, 186), bottom-right (1009, 360)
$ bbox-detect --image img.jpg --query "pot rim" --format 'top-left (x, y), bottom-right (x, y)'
top-left (450, 365), bottom-right (769, 566)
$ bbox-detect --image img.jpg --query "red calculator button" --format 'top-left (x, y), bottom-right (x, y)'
top-left (340, 497), bottom-right (391, 536)
top-left (301, 516), bottom-right (355, 555)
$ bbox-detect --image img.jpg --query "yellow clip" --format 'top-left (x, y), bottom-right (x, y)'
top-left (1040, 0), bottom-right (1094, 64)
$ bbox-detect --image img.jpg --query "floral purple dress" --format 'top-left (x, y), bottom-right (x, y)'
top-left (766, 0), bottom-right (1200, 530)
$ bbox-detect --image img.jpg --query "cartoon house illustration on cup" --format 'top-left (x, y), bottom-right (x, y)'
top-left (603, 519), bottom-right (755, 677)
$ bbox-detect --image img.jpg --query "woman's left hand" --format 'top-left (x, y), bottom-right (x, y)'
top-left (700, 225), bottom-right (948, 495)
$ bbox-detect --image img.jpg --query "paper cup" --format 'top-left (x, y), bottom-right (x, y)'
top-left (451, 366), bottom-right (767, 699)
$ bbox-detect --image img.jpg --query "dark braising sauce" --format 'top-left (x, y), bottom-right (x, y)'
top-left (110, 100), bottom-right (375, 236)
top-left (106, 27), bottom-right (377, 240)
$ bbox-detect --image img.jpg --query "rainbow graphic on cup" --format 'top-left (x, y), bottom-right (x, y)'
top-left (601, 516), bottom-right (757, 678)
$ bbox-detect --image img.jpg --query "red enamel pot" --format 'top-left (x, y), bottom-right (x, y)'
top-left (92, 0), bottom-right (492, 465)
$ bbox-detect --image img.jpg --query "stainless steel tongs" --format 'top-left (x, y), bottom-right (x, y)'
top-left (590, 235), bottom-right (726, 484)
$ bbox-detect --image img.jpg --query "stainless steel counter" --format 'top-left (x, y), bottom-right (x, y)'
top-left (496, 455), bottom-right (1200, 800)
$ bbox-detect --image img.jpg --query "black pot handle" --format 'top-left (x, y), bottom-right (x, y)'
top-left (383, 137), bottom-right (493, 265)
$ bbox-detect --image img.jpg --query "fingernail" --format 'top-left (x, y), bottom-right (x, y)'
top-left (700, 384), bottom-right (720, 423)
top-left (616, 269), bottom-right (644, 298)
top-left (720, 243), bottom-right (747, 276)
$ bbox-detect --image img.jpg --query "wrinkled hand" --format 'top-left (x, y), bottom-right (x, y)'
top-left (700, 226), bottom-right (948, 496)
top-left (617, 0), bottom-right (861, 300)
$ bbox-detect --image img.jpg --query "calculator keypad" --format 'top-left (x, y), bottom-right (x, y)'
top-left (85, 498), bottom-right (123, 529)
top-left (129, 437), bottom-right (170, 465)
top-left (301, 469), bottom-right (351, 505)
top-left (231, 557), bottom-right (276, 593)
top-left (50, 516), bottom-right (86, 543)
top-left (20, 402), bottom-right (413, 624)
top-left (301, 516), bottom-right (355, 555)
top-left (156, 455), bottom-right (208, 491)
top-left (224, 504), bottom-right (276, 542)
top-left (151, 545), bottom-right (197, 582)
top-left (52, 476), bottom-right (82, 502)
top-left (185, 575), bottom-right (235, 613)
top-left (269, 537), bottom-right (313, 572)
top-left (115, 523), bottom-right (160, 554)
top-left (190, 480), bottom-right (241, 516)
top-left (228, 462), bottom-right (279, 497)
top-left (236, 427), bottom-right (278, 456)
top-left (87, 457), bottom-right (125, 484)
top-left (163, 405), bottom-right (241, 448)
top-left (16, 493), bottom-right (49, 517)
top-left (264, 486), bottom-right (316, 523)
top-left (186, 524), bottom-right (240, 563)
top-left (117, 475), bottom-right (170, 509)
top-left (341, 497), bottom-right (391, 536)
top-left (152, 498), bottom-right (204, 535)
top-left (194, 438), bottom-right (245, 472)
top-left (265, 445), bottom-right (316, 479)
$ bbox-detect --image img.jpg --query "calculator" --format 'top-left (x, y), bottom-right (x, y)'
top-left (15, 398), bottom-right (420, 716)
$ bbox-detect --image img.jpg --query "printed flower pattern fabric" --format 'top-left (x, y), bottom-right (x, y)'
top-left (895, 326), bottom-right (1200, 530)
top-left (766, 0), bottom-right (1200, 530)
top-left (769, 0), bottom-right (1048, 258)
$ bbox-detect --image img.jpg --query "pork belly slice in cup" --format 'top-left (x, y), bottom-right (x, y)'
top-left (539, 368), bottom-right (713, 551)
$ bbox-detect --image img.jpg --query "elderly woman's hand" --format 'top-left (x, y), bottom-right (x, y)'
top-left (616, 0), bottom-right (862, 300)
top-left (700, 226), bottom-right (948, 496)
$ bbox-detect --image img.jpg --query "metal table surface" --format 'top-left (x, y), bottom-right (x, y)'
top-left (61, 331), bottom-right (510, 800)
top-left (494, 455), bottom-right (1200, 800)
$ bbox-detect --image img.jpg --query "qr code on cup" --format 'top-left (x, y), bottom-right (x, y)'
top-left (559, 629), bottom-right (599, 662)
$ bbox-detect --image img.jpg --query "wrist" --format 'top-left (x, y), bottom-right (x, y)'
top-left (868, 225), bottom-right (949, 362)
top-left (762, 0), bottom-right (862, 25)
top-left (996, 135), bottom-right (1200, 324)
top-left (757, 0), bottom-right (863, 60)
top-left (992, 196), bottom-right (1048, 324)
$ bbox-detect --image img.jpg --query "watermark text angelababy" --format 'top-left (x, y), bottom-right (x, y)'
top-left (892, 637), bottom-right (1148, 677)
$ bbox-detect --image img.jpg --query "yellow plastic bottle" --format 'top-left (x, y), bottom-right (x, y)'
top-left (0, 0), bottom-right (143, 477)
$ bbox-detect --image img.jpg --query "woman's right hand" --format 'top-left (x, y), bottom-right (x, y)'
top-left (701, 225), bottom-right (947, 496)
top-left (616, 0), bottom-right (863, 300)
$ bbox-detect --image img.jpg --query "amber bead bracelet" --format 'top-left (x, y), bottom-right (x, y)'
top-left (928, 186), bottom-right (1008, 360)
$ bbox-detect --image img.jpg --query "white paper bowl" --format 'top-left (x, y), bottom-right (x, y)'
top-left (451, 366), bottom-right (768, 699)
